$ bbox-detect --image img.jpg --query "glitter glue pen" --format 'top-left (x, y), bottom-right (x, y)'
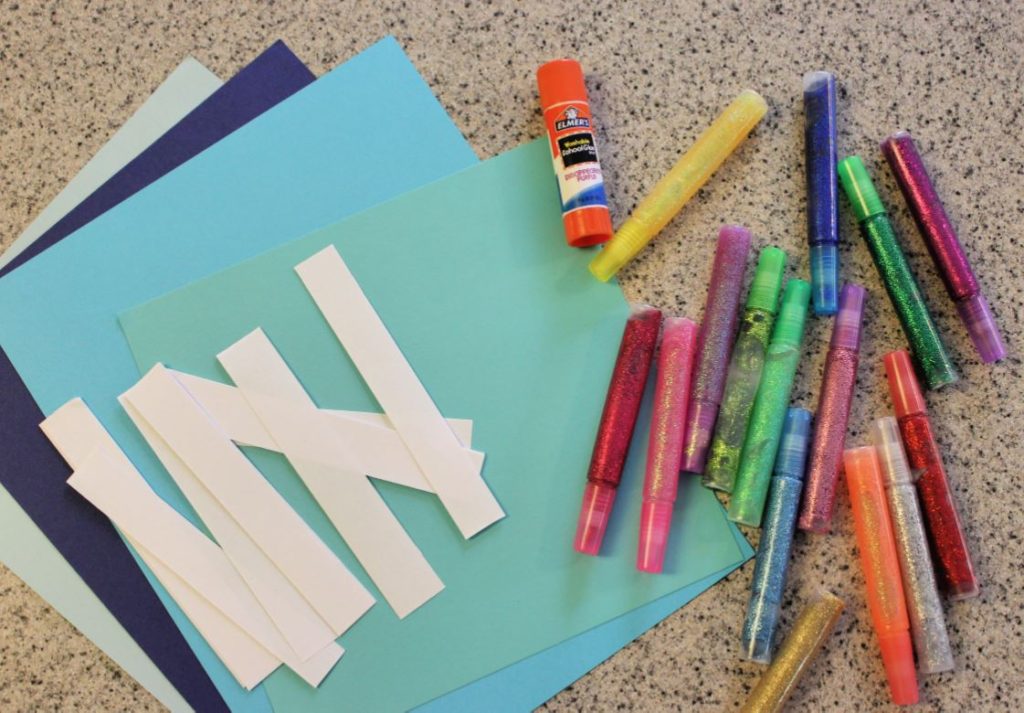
top-left (704, 246), bottom-right (787, 492)
top-left (742, 407), bottom-right (812, 664)
top-left (872, 417), bottom-right (955, 674)
top-left (574, 305), bottom-right (662, 555)
top-left (804, 71), bottom-right (840, 316)
top-left (680, 225), bottom-right (752, 474)
top-left (881, 131), bottom-right (1006, 362)
top-left (739, 590), bottom-right (844, 713)
top-left (588, 91), bottom-right (767, 281)
top-left (637, 317), bottom-right (698, 573)
top-left (884, 349), bottom-right (978, 599)
top-left (837, 155), bottom-right (958, 390)
top-left (728, 279), bottom-right (811, 528)
top-left (843, 446), bottom-right (918, 706)
top-left (537, 59), bottom-right (614, 248)
top-left (798, 284), bottom-right (866, 534)
top-left (708, 244), bottom-right (786, 489)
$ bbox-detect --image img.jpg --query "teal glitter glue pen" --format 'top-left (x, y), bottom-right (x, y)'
top-left (704, 247), bottom-right (787, 492)
top-left (742, 407), bottom-right (812, 663)
top-left (837, 156), bottom-right (958, 390)
top-left (729, 279), bottom-right (811, 528)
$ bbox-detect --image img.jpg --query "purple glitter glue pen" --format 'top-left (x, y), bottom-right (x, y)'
top-left (882, 131), bottom-right (1006, 363)
top-left (799, 284), bottom-right (866, 533)
top-left (681, 225), bottom-right (752, 474)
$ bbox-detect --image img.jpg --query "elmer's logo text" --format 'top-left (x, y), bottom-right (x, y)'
top-left (554, 106), bottom-right (591, 131)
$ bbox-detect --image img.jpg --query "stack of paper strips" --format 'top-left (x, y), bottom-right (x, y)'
top-left (0, 36), bottom-right (751, 712)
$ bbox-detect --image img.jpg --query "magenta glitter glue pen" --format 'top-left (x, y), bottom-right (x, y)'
top-left (799, 284), bottom-right (866, 534)
top-left (881, 131), bottom-right (1006, 363)
top-left (681, 225), bottom-right (753, 474)
top-left (638, 317), bottom-right (698, 573)
top-left (574, 305), bottom-right (663, 555)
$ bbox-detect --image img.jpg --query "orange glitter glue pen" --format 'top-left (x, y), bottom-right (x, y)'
top-left (537, 59), bottom-right (614, 247)
top-left (843, 446), bottom-right (918, 706)
top-left (637, 317), bottom-right (698, 573)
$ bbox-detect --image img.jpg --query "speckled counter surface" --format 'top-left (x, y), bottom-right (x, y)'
top-left (1, 1), bottom-right (1022, 710)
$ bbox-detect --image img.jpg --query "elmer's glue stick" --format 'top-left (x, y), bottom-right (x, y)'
top-left (537, 59), bottom-right (613, 248)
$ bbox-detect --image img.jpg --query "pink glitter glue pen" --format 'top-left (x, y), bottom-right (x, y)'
top-left (681, 225), bottom-right (752, 473)
top-left (799, 284), bottom-right (866, 533)
top-left (882, 131), bottom-right (1006, 363)
top-left (638, 317), bottom-right (698, 573)
top-left (575, 305), bottom-right (663, 555)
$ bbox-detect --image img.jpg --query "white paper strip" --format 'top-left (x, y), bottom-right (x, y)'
top-left (173, 371), bottom-right (483, 490)
top-left (122, 364), bottom-right (374, 635)
top-left (121, 395), bottom-right (337, 660)
top-left (218, 329), bottom-right (445, 617)
top-left (296, 245), bottom-right (504, 538)
top-left (40, 400), bottom-right (343, 688)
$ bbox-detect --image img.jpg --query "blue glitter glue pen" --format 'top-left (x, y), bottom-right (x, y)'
top-left (742, 407), bottom-right (812, 663)
top-left (804, 71), bottom-right (840, 315)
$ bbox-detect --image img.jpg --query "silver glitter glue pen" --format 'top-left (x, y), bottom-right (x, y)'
top-left (872, 417), bottom-right (955, 675)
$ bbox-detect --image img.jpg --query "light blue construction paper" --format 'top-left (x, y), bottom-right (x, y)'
top-left (117, 139), bottom-right (747, 712)
top-left (0, 37), bottom-right (477, 713)
top-left (413, 524), bottom-right (752, 713)
top-left (0, 58), bottom-right (222, 713)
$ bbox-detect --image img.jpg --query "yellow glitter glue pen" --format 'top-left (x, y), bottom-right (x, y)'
top-left (740, 590), bottom-right (844, 713)
top-left (589, 89), bottom-right (768, 282)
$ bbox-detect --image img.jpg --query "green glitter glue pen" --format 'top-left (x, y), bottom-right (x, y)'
top-left (837, 156), bottom-right (958, 389)
top-left (729, 278), bottom-right (811, 527)
top-left (704, 246), bottom-right (787, 492)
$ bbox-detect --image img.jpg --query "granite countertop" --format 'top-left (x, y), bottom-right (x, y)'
top-left (2, 1), bottom-right (1022, 710)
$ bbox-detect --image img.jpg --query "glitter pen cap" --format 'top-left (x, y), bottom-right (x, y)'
top-left (872, 417), bottom-right (915, 487)
top-left (883, 349), bottom-right (927, 419)
top-left (775, 407), bottom-right (812, 480)
top-left (830, 283), bottom-right (866, 351)
top-left (574, 481), bottom-right (617, 555)
top-left (747, 246), bottom-right (787, 313)
top-left (837, 156), bottom-right (885, 222)
top-left (957, 292), bottom-right (1005, 364)
top-left (773, 279), bottom-right (812, 348)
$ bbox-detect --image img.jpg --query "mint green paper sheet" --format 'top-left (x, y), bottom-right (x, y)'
top-left (119, 139), bottom-right (747, 712)
top-left (0, 57), bottom-right (223, 713)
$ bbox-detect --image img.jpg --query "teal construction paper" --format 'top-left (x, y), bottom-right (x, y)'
top-left (0, 58), bottom-right (222, 713)
top-left (0, 37), bottom-right (477, 713)
top-left (117, 139), bottom-right (746, 712)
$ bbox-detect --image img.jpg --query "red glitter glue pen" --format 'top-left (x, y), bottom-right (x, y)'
top-left (882, 131), bottom-right (1006, 363)
top-left (637, 317), bottom-right (698, 573)
top-left (574, 305), bottom-right (663, 555)
top-left (884, 349), bottom-right (979, 599)
top-left (799, 283), bottom-right (866, 534)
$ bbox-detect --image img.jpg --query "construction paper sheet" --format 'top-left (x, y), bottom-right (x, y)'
top-left (413, 528), bottom-right (751, 713)
top-left (0, 36), bottom-right (477, 713)
top-left (0, 57), bottom-right (223, 713)
top-left (0, 58), bottom-right (221, 269)
top-left (0, 42), bottom-right (316, 713)
top-left (116, 139), bottom-right (748, 712)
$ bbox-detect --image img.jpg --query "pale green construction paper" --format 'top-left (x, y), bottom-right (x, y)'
top-left (412, 525), bottom-right (751, 713)
top-left (119, 139), bottom-right (746, 712)
top-left (0, 58), bottom-right (221, 269)
top-left (0, 58), bottom-right (224, 713)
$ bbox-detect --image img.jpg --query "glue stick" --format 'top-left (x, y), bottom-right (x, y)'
top-left (537, 59), bottom-right (613, 248)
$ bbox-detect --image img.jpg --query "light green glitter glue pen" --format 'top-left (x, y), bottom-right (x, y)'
top-left (704, 246), bottom-right (787, 492)
top-left (837, 156), bottom-right (958, 389)
top-left (729, 278), bottom-right (811, 527)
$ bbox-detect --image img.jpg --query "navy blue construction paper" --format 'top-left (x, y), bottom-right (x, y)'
top-left (0, 41), bottom-right (314, 713)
